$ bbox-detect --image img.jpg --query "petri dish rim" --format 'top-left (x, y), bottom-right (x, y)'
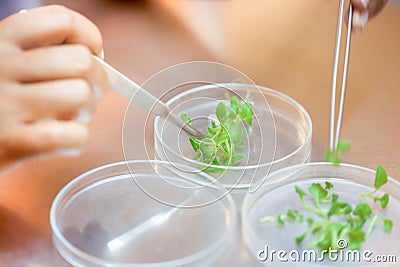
top-left (154, 83), bottom-right (312, 171)
top-left (241, 162), bottom-right (400, 266)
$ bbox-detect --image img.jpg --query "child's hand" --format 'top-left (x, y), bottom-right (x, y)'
top-left (0, 5), bottom-right (108, 171)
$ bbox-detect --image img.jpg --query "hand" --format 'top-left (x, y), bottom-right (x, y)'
top-left (0, 5), bottom-right (108, 172)
top-left (351, 0), bottom-right (388, 33)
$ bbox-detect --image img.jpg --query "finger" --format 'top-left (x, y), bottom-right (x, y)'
top-left (4, 44), bottom-right (108, 95)
top-left (0, 82), bottom-right (32, 123)
top-left (11, 79), bottom-right (96, 121)
top-left (351, 0), bottom-right (368, 12)
top-left (347, 1), bottom-right (367, 33)
top-left (367, 0), bottom-right (388, 18)
top-left (7, 44), bottom-right (91, 81)
top-left (352, 10), bottom-right (369, 34)
top-left (350, 0), bottom-right (388, 33)
top-left (0, 121), bottom-right (88, 157)
top-left (0, 5), bottom-right (103, 55)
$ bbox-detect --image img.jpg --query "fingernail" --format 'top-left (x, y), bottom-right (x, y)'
top-left (92, 84), bottom-right (105, 100)
top-left (75, 106), bottom-right (94, 124)
top-left (56, 148), bottom-right (84, 157)
top-left (18, 9), bottom-right (28, 14)
top-left (352, 11), bottom-right (369, 33)
top-left (361, 0), bottom-right (369, 9)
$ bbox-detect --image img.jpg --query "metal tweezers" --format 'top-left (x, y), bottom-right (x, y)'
top-left (329, 0), bottom-right (353, 151)
top-left (93, 56), bottom-right (203, 139)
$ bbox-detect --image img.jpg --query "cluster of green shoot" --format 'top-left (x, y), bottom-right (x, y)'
top-left (260, 141), bottom-right (393, 251)
top-left (325, 140), bottom-right (351, 165)
top-left (181, 96), bottom-right (254, 171)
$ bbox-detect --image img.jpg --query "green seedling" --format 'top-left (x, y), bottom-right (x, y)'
top-left (181, 96), bottom-right (254, 171)
top-left (261, 141), bottom-right (393, 252)
top-left (325, 140), bottom-right (351, 165)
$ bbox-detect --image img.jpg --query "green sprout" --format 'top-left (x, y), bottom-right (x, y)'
top-left (325, 140), bottom-right (351, 165)
top-left (261, 142), bottom-right (393, 252)
top-left (359, 165), bottom-right (390, 209)
top-left (181, 96), bottom-right (254, 171)
top-left (260, 167), bottom-right (393, 251)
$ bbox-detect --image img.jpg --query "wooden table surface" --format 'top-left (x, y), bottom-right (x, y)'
top-left (0, 0), bottom-right (399, 266)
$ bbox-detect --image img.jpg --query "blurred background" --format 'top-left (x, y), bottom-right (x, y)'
top-left (1, 0), bottom-right (399, 167)
top-left (0, 1), bottom-right (399, 266)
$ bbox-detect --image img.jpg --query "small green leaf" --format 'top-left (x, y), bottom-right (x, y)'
top-left (286, 209), bottom-right (296, 220)
top-left (230, 96), bottom-right (239, 114)
top-left (325, 148), bottom-right (332, 162)
top-left (374, 165), bottom-right (388, 189)
top-left (331, 156), bottom-right (341, 165)
top-left (199, 139), bottom-right (217, 163)
top-left (216, 101), bottom-right (234, 123)
top-left (295, 186), bottom-right (307, 199)
top-left (295, 232), bottom-right (307, 245)
top-left (325, 181), bottom-right (334, 190)
top-left (277, 215), bottom-right (285, 226)
top-left (240, 102), bottom-right (254, 125)
top-left (212, 156), bottom-right (221, 166)
top-left (325, 140), bottom-right (351, 165)
top-left (259, 216), bottom-right (276, 223)
top-left (327, 222), bottom-right (345, 248)
top-left (215, 131), bottom-right (229, 146)
top-left (353, 218), bottom-right (367, 229)
top-left (383, 219), bottom-right (393, 233)
top-left (326, 148), bottom-right (340, 165)
top-left (347, 228), bottom-right (365, 250)
top-left (328, 203), bottom-right (340, 217)
top-left (181, 114), bottom-right (193, 127)
top-left (328, 202), bottom-right (353, 217)
top-left (215, 102), bottom-right (228, 122)
top-left (309, 183), bottom-right (329, 202)
top-left (353, 203), bottom-right (372, 220)
top-left (285, 210), bottom-right (304, 222)
top-left (223, 120), bottom-right (242, 145)
top-left (314, 233), bottom-right (332, 251)
top-left (189, 137), bottom-right (200, 152)
top-left (377, 193), bottom-right (389, 209)
top-left (332, 194), bottom-right (339, 204)
top-left (307, 217), bottom-right (314, 226)
top-left (336, 140), bottom-right (351, 153)
top-left (311, 224), bottom-right (323, 234)
top-left (207, 126), bottom-right (218, 135)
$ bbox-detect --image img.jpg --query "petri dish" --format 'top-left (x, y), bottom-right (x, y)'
top-left (242, 162), bottom-right (400, 266)
top-left (50, 160), bottom-right (237, 267)
top-left (154, 83), bottom-right (312, 208)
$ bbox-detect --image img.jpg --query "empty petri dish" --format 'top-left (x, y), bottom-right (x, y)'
top-left (50, 160), bottom-right (237, 267)
top-left (242, 162), bottom-right (400, 266)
